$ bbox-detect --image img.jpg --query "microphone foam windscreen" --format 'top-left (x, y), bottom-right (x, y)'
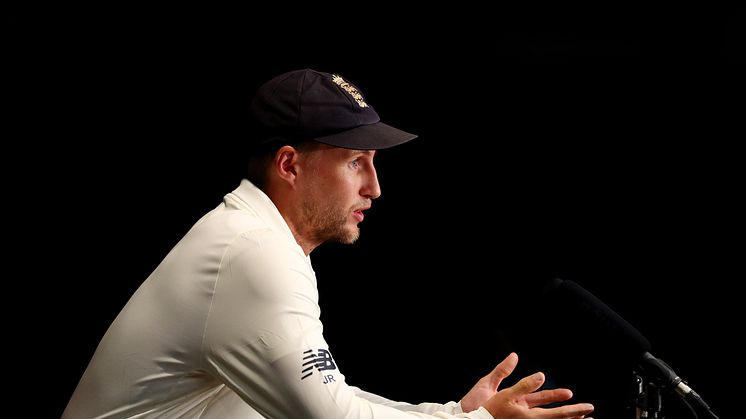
top-left (542, 278), bottom-right (651, 355)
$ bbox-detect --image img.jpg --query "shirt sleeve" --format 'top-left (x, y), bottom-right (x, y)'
top-left (201, 230), bottom-right (493, 419)
top-left (351, 386), bottom-right (463, 415)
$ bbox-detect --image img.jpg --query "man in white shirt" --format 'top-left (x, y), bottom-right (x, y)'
top-left (64, 69), bottom-right (594, 418)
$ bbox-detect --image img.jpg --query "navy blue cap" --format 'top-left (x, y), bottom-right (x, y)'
top-left (250, 69), bottom-right (417, 150)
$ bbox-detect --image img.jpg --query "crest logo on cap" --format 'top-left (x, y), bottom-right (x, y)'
top-left (331, 75), bottom-right (368, 108)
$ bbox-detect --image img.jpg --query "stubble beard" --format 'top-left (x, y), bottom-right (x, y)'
top-left (301, 198), bottom-right (360, 245)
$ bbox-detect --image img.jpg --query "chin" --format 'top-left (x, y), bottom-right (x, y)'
top-left (339, 226), bottom-right (360, 244)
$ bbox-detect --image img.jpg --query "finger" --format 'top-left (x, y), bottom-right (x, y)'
top-left (507, 371), bottom-right (545, 396)
top-left (534, 403), bottom-right (594, 418)
top-left (487, 352), bottom-right (518, 388)
top-left (524, 388), bottom-right (573, 407)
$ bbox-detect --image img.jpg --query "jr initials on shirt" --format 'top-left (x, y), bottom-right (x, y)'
top-left (301, 349), bottom-right (338, 381)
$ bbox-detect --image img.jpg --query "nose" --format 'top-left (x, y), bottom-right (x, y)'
top-left (361, 164), bottom-right (381, 200)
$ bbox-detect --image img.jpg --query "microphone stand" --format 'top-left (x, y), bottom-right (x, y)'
top-left (633, 372), bottom-right (663, 418)
top-left (633, 354), bottom-right (720, 419)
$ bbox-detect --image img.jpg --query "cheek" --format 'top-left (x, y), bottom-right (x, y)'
top-left (310, 165), bottom-right (361, 203)
top-left (338, 176), bottom-right (361, 200)
top-left (322, 171), bottom-right (359, 197)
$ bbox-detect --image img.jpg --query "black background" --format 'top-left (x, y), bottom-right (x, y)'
top-left (7, 5), bottom-right (743, 418)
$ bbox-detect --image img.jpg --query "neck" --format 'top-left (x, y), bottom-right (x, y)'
top-left (266, 186), bottom-right (319, 256)
top-left (282, 214), bottom-right (319, 256)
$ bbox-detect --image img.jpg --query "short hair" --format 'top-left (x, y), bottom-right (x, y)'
top-left (246, 139), bottom-right (323, 191)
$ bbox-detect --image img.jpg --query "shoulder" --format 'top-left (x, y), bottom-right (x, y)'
top-left (221, 228), bottom-right (315, 295)
top-left (228, 228), bottom-right (306, 266)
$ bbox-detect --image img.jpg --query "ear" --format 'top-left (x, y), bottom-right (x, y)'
top-left (273, 145), bottom-right (300, 185)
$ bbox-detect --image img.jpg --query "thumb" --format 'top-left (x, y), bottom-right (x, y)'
top-left (487, 352), bottom-right (518, 389)
top-left (507, 372), bottom-right (545, 397)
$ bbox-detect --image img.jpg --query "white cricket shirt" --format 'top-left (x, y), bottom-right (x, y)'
top-left (63, 180), bottom-right (493, 419)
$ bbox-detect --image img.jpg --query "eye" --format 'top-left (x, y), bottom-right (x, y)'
top-left (349, 159), bottom-right (360, 169)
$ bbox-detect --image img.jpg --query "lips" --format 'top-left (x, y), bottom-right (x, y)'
top-left (353, 207), bottom-right (370, 222)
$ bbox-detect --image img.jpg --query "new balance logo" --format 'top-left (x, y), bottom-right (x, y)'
top-left (301, 349), bottom-right (337, 381)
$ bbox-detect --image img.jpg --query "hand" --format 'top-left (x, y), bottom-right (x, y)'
top-left (459, 352), bottom-right (519, 412)
top-left (460, 353), bottom-right (594, 418)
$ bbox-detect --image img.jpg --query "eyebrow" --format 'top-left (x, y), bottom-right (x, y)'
top-left (351, 150), bottom-right (376, 157)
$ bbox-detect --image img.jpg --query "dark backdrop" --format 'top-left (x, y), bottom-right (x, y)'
top-left (8, 6), bottom-right (741, 418)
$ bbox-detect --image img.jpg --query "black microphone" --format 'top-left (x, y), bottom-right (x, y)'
top-left (543, 278), bottom-right (718, 418)
top-left (541, 277), bottom-right (651, 355)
